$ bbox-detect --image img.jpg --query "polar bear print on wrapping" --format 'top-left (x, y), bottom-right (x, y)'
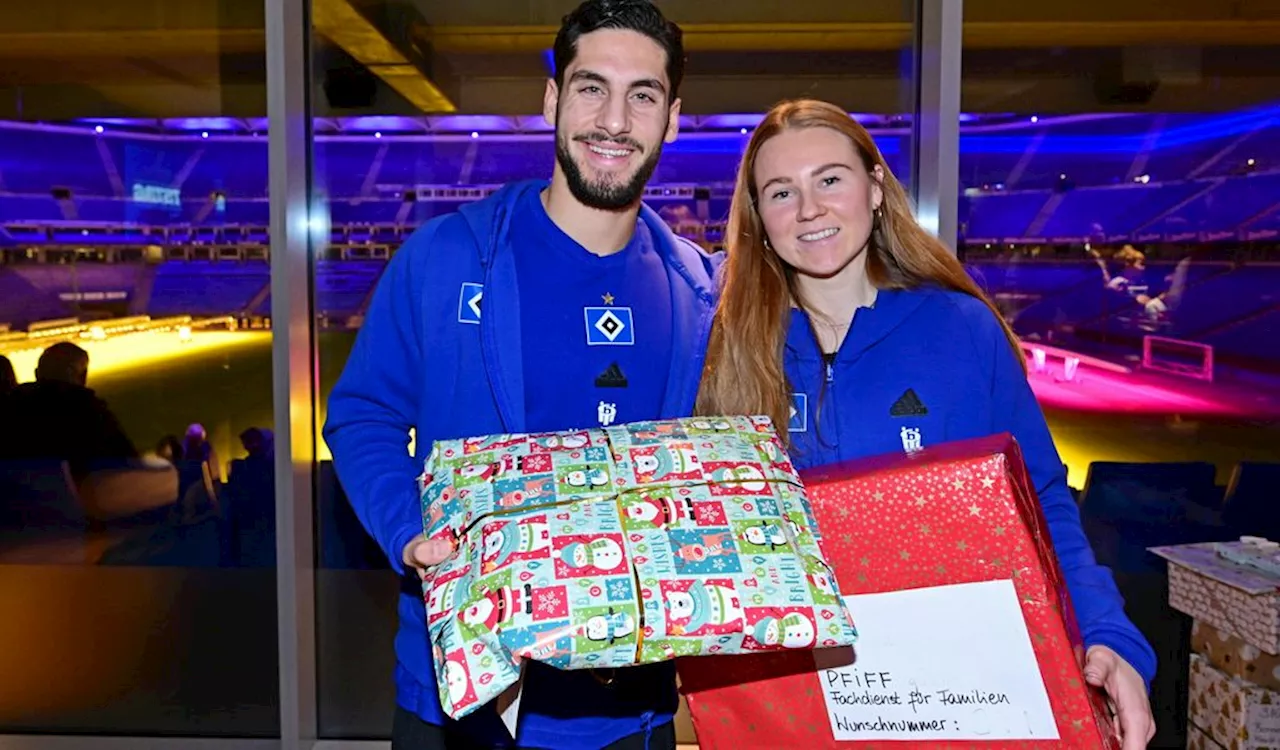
top-left (631, 443), bottom-right (703, 484)
top-left (662, 579), bottom-right (744, 637)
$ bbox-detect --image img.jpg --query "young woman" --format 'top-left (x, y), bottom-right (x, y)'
top-left (697, 98), bottom-right (1156, 749)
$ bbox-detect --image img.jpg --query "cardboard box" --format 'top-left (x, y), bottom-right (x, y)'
top-left (1189, 652), bottom-right (1280, 749)
top-left (679, 434), bottom-right (1118, 749)
top-left (1194, 619), bottom-right (1280, 692)
top-left (1151, 542), bottom-right (1280, 656)
top-left (418, 416), bottom-right (858, 720)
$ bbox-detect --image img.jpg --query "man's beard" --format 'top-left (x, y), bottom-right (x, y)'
top-left (556, 129), bottom-right (664, 211)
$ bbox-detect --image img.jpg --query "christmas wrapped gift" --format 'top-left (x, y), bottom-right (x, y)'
top-left (1150, 539), bottom-right (1280, 655)
top-left (679, 434), bottom-right (1119, 749)
top-left (1188, 652), bottom-right (1280, 749)
top-left (417, 416), bottom-right (859, 720)
top-left (1193, 619), bottom-right (1280, 692)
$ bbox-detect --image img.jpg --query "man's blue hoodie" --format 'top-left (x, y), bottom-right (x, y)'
top-left (784, 285), bottom-right (1157, 689)
top-left (322, 179), bottom-right (721, 748)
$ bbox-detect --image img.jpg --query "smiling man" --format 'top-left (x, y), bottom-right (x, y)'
top-left (322, 2), bottom-right (720, 749)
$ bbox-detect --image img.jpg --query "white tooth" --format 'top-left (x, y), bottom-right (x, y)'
top-left (800, 228), bottom-right (838, 241)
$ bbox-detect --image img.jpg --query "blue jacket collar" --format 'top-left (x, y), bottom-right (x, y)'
top-left (456, 178), bottom-right (718, 433)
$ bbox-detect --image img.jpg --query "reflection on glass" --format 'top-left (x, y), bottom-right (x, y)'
top-left (0, 5), bottom-right (278, 736)
top-left (956, 10), bottom-right (1280, 749)
top-left (309, 0), bottom-right (917, 741)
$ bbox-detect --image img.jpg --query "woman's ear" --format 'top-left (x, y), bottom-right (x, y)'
top-left (871, 164), bottom-right (885, 211)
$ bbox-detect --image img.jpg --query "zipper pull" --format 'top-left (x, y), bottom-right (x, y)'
top-left (824, 356), bottom-right (835, 384)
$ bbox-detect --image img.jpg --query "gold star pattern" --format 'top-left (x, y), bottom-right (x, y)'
top-left (981, 477), bottom-right (995, 489)
top-left (994, 525), bottom-right (1007, 535)
top-left (914, 495), bottom-right (927, 508)
top-left (968, 503), bottom-right (982, 516)
top-left (935, 564), bottom-right (947, 574)
top-left (872, 491), bottom-right (884, 501)
top-left (952, 478), bottom-right (966, 490)
top-left (918, 523), bottom-right (932, 535)
top-left (859, 556), bottom-right (870, 566)
top-left (899, 550), bottom-right (911, 561)
top-left (602, 292), bottom-right (615, 305)
top-left (957, 540), bottom-right (968, 551)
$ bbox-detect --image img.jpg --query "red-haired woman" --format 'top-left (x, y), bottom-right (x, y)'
top-left (697, 98), bottom-right (1155, 748)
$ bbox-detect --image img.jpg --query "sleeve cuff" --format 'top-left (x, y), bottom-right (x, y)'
top-left (388, 520), bottom-right (423, 578)
top-left (1084, 628), bottom-right (1157, 693)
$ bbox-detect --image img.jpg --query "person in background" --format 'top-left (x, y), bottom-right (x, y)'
top-left (0, 354), bottom-right (16, 398)
top-left (696, 98), bottom-right (1156, 749)
top-left (0, 341), bottom-right (138, 480)
top-left (323, 1), bottom-right (717, 748)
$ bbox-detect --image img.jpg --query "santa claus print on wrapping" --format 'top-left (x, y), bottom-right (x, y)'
top-left (440, 649), bottom-right (481, 713)
top-left (620, 488), bottom-right (694, 531)
top-left (660, 578), bottom-right (744, 638)
top-left (480, 514), bottom-right (551, 575)
top-left (457, 568), bottom-right (570, 639)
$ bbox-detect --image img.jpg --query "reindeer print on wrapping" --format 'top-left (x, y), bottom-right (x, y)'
top-left (417, 415), bottom-right (858, 720)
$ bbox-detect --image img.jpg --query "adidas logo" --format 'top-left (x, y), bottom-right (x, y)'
top-left (595, 362), bottom-right (628, 388)
top-left (889, 388), bottom-right (927, 417)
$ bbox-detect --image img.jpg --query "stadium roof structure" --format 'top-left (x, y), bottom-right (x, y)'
top-left (0, 0), bottom-right (1279, 121)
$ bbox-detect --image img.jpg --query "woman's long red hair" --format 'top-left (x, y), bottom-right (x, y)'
top-left (695, 98), bottom-right (1023, 445)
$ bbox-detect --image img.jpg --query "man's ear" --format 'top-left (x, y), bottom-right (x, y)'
top-left (664, 97), bottom-right (682, 143)
top-left (543, 79), bottom-right (560, 127)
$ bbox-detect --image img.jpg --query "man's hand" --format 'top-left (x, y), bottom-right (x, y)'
top-left (1084, 645), bottom-right (1155, 749)
top-left (402, 533), bottom-right (455, 579)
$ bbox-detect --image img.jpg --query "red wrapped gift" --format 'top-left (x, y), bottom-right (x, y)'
top-left (678, 434), bottom-right (1118, 749)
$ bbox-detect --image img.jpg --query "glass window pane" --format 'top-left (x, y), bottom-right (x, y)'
top-left (0, 2), bottom-right (278, 737)
top-left (310, 0), bottom-right (917, 742)
top-left (958, 4), bottom-right (1280, 748)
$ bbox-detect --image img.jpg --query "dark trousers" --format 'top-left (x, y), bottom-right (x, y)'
top-left (391, 706), bottom-right (677, 750)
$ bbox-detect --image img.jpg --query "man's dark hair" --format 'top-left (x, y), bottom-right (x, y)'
top-left (553, 0), bottom-right (685, 101)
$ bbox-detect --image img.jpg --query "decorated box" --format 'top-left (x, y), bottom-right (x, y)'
top-left (417, 416), bottom-right (859, 720)
top-left (1189, 652), bottom-right (1280, 749)
top-left (1194, 619), bottom-right (1280, 692)
top-left (1150, 541), bottom-right (1280, 655)
top-left (679, 433), bottom-right (1119, 749)
top-left (1189, 724), bottom-right (1228, 750)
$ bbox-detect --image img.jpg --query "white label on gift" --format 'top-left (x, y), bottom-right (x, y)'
top-left (819, 579), bottom-right (1060, 741)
